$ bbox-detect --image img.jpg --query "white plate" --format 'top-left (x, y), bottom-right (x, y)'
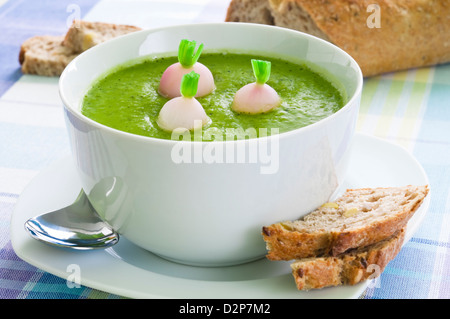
top-left (10, 133), bottom-right (430, 299)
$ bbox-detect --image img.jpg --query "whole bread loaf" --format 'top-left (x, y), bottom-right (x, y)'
top-left (262, 185), bottom-right (429, 260)
top-left (291, 228), bottom-right (405, 290)
top-left (226, 0), bottom-right (450, 77)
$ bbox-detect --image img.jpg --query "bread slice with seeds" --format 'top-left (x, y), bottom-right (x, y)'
top-left (262, 185), bottom-right (429, 260)
top-left (291, 228), bottom-right (405, 290)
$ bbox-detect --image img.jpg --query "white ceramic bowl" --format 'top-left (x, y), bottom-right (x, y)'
top-left (60, 23), bottom-right (362, 266)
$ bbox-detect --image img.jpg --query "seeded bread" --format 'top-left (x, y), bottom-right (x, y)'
top-left (19, 20), bottom-right (141, 76)
top-left (291, 228), bottom-right (405, 290)
top-left (262, 185), bottom-right (429, 260)
top-left (63, 20), bottom-right (142, 53)
top-left (19, 35), bottom-right (78, 77)
top-left (225, 0), bottom-right (450, 77)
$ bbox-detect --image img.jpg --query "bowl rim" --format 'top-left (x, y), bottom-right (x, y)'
top-left (59, 22), bottom-right (363, 145)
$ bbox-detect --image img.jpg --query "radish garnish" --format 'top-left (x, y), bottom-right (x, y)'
top-left (157, 71), bottom-right (210, 132)
top-left (232, 59), bottom-right (281, 114)
top-left (158, 39), bottom-right (215, 99)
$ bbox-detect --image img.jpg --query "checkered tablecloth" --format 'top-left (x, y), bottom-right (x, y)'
top-left (1, 0), bottom-right (449, 299)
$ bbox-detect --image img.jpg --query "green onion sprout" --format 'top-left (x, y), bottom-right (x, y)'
top-left (180, 71), bottom-right (200, 98)
top-left (251, 59), bottom-right (271, 85)
top-left (178, 39), bottom-right (204, 68)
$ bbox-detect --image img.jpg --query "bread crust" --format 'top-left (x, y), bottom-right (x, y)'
top-left (227, 0), bottom-right (450, 76)
top-left (290, 0), bottom-right (450, 76)
top-left (291, 228), bottom-right (405, 290)
top-left (262, 185), bottom-right (428, 260)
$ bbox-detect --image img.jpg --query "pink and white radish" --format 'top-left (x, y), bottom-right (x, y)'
top-left (158, 39), bottom-right (215, 99)
top-left (157, 71), bottom-right (210, 132)
top-left (232, 59), bottom-right (280, 114)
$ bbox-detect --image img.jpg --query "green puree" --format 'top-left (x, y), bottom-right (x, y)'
top-left (81, 53), bottom-right (344, 141)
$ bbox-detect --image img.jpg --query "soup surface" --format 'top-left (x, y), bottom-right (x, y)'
top-left (81, 52), bottom-right (344, 141)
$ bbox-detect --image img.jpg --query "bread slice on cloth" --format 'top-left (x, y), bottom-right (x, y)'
top-left (262, 185), bottom-right (429, 261)
top-left (63, 20), bottom-right (142, 53)
top-left (291, 228), bottom-right (405, 290)
top-left (19, 35), bottom-right (78, 77)
top-left (19, 20), bottom-right (141, 76)
top-left (226, 0), bottom-right (450, 77)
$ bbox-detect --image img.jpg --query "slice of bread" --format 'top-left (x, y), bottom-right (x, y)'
top-left (19, 20), bottom-right (141, 76)
top-left (63, 20), bottom-right (142, 53)
top-left (19, 35), bottom-right (78, 77)
top-left (291, 228), bottom-right (405, 290)
top-left (262, 185), bottom-right (429, 260)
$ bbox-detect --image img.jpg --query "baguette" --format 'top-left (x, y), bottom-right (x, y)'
top-left (226, 0), bottom-right (450, 77)
top-left (262, 185), bottom-right (428, 260)
top-left (63, 20), bottom-right (142, 53)
top-left (225, 0), bottom-right (274, 25)
top-left (291, 228), bottom-right (405, 290)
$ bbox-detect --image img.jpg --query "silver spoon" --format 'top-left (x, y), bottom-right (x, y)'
top-left (24, 190), bottom-right (119, 249)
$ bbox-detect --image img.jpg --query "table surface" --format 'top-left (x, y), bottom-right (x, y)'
top-left (1, 0), bottom-right (449, 300)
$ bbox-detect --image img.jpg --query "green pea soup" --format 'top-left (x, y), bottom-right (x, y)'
top-left (81, 51), bottom-right (345, 141)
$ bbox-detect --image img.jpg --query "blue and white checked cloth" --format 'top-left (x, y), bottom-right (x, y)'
top-left (1, 0), bottom-right (449, 299)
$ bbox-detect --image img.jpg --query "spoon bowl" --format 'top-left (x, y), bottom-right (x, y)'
top-left (24, 190), bottom-right (119, 249)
